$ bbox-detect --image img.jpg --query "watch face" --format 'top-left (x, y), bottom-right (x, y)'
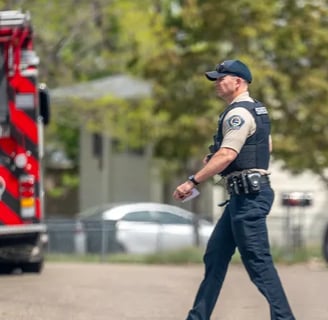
top-left (189, 175), bottom-right (199, 185)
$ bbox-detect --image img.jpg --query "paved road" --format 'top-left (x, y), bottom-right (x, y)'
top-left (0, 261), bottom-right (327, 320)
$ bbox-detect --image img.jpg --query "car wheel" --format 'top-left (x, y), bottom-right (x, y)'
top-left (323, 225), bottom-right (328, 263)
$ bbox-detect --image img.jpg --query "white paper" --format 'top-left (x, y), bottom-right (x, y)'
top-left (182, 188), bottom-right (200, 202)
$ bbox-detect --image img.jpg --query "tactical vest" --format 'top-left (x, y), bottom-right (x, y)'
top-left (209, 100), bottom-right (271, 176)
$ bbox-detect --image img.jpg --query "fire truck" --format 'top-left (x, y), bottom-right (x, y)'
top-left (0, 10), bottom-right (50, 273)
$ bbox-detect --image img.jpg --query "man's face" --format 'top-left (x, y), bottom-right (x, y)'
top-left (215, 75), bottom-right (237, 98)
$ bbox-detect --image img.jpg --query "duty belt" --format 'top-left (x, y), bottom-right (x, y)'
top-left (226, 172), bottom-right (270, 195)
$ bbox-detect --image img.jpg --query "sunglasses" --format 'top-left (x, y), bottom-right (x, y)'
top-left (216, 64), bottom-right (230, 73)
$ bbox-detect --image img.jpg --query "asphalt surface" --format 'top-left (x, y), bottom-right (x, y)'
top-left (0, 261), bottom-right (327, 320)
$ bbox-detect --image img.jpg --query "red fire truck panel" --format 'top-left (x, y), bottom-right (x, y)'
top-left (0, 10), bottom-right (49, 273)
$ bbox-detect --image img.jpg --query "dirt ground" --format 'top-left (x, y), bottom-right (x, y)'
top-left (0, 261), bottom-right (327, 320)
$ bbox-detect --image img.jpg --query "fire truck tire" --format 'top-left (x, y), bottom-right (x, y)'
top-left (0, 263), bottom-right (14, 274)
top-left (323, 224), bottom-right (328, 263)
top-left (22, 260), bottom-right (44, 273)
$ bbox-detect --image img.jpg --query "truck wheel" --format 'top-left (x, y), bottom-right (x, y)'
top-left (22, 260), bottom-right (44, 273)
top-left (0, 263), bottom-right (13, 274)
top-left (323, 225), bottom-right (328, 263)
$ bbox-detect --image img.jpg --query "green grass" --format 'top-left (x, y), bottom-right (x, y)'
top-left (45, 245), bottom-right (326, 265)
top-left (270, 245), bottom-right (324, 264)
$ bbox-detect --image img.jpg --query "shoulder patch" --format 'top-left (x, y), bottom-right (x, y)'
top-left (255, 106), bottom-right (268, 115)
top-left (226, 115), bottom-right (245, 129)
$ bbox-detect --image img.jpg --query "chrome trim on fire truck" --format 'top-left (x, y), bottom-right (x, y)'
top-left (0, 10), bottom-right (30, 27)
top-left (0, 224), bottom-right (46, 235)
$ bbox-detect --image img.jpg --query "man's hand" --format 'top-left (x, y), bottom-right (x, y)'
top-left (173, 148), bottom-right (237, 201)
top-left (173, 181), bottom-right (194, 201)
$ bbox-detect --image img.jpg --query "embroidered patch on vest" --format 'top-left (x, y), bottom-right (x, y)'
top-left (255, 106), bottom-right (268, 115)
top-left (226, 115), bottom-right (245, 129)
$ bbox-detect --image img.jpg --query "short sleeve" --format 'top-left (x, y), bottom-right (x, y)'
top-left (220, 107), bottom-right (256, 153)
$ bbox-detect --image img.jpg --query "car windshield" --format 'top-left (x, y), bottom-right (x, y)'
top-left (121, 210), bottom-right (192, 225)
top-left (153, 211), bottom-right (191, 225)
top-left (78, 203), bottom-right (130, 219)
top-left (122, 211), bottom-right (154, 222)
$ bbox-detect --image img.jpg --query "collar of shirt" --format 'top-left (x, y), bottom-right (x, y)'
top-left (230, 91), bottom-right (254, 104)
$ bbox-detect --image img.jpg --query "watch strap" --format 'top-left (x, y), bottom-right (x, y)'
top-left (188, 175), bottom-right (200, 185)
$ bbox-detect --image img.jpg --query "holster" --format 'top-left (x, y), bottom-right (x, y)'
top-left (226, 172), bottom-right (269, 195)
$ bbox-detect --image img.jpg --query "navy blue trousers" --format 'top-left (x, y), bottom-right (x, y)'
top-left (186, 184), bottom-right (295, 320)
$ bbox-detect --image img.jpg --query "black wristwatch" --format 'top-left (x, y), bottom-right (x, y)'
top-left (188, 175), bottom-right (200, 186)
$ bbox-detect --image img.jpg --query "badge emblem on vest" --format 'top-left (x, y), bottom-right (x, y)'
top-left (226, 115), bottom-right (245, 129)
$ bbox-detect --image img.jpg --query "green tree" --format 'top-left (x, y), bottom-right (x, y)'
top-left (30, 0), bottom-right (174, 175)
top-left (142, 0), bottom-right (328, 184)
top-left (261, 1), bottom-right (328, 183)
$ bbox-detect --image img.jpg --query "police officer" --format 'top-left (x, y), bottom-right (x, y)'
top-left (173, 59), bottom-right (296, 320)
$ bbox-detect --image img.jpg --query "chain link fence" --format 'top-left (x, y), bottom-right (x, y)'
top-left (46, 218), bottom-right (120, 255)
top-left (45, 215), bottom-right (327, 261)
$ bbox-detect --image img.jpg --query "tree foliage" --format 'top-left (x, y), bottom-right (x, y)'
top-left (143, 0), bottom-right (328, 182)
top-left (1, 0), bottom-right (328, 183)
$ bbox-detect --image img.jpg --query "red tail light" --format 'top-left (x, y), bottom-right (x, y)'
top-left (20, 175), bottom-right (35, 197)
top-left (19, 175), bottom-right (36, 217)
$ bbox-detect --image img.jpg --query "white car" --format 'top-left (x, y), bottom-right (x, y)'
top-left (77, 202), bottom-right (215, 254)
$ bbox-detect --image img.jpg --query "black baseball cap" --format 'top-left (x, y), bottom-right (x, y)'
top-left (205, 59), bottom-right (252, 83)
